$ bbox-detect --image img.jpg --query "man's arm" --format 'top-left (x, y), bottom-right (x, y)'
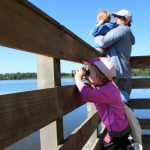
top-left (94, 26), bottom-right (129, 48)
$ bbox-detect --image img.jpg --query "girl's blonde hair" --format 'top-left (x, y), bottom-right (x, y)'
top-left (97, 10), bottom-right (111, 23)
top-left (92, 64), bottom-right (110, 84)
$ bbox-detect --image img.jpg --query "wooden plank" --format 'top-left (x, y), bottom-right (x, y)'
top-left (53, 58), bottom-right (62, 146)
top-left (93, 128), bottom-right (107, 150)
top-left (0, 0), bottom-right (99, 62)
top-left (131, 56), bottom-right (150, 69)
top-left (37, 56), bottom-right (63, 149)
top-left (58, 112), bottom-right (100, 150)
top-left (0, 85), bottom-right (85, 149)
top-left (139, 119), bottom-right (150, 129)
top-left (142, 135), bottom-right (150, 150)
top-left (142, 135), bottom-right (150, 143)
top-left (83, 103), bottom-right (98, 149)
top-left (142, 144), bottom-right (150, 150)
top-left (131, 78), bottom-right (150, 89)
top-left (129, 99), bottom-right (150, 109)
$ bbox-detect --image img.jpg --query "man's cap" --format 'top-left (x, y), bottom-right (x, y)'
top-left (112, 9), bottom-right (132, 22)
top-left (83, 57), bottom-right (116, 80)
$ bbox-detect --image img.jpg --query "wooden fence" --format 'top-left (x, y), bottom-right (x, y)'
top-left (0, 0), bottom-right (150, 150)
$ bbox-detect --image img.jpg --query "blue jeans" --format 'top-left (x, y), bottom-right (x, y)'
top-left (115, 78), bottom-right (132, 95)
top-left (120, 90), bottom-right (130, 103)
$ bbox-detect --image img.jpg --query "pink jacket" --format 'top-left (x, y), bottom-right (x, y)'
top-left (76, 81), bottom-right (129, 135)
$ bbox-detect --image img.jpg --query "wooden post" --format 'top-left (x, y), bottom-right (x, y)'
top-left (37, 55), bottom-right (64, 150)
top-left (83, 103), bottom-right (98, 149)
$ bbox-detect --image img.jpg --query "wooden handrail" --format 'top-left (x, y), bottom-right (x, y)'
top-left (139, 119), bottom-right (150, 129)
top-left (131, 78), bottom-right (150, 88)
top-left (129, 99), bottom-right (150, 109)
top-left (130, 56), bottom-right (150, 68)
top-left (1, 1), bottom-right (150, 64)
top-left (0, 0), bottom-right (99, 63)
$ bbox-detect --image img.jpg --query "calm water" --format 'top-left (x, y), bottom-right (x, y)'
top-left (0, 79), bottom-right (149, 150)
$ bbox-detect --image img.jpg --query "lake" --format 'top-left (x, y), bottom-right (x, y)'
top-left (0, 79), bottom-right (149, 150)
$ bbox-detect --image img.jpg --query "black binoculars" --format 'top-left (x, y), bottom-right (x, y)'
top-left (71, 67), bottom-right (90, 77)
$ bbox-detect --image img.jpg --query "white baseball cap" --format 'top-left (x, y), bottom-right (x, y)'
top-left (112, 9), bottom-right (132, 22)
top-left (83, 57), bottom-right (116, 80)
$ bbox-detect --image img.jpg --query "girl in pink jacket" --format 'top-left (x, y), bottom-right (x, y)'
top-left (75, 57), bottom-right (132, 150)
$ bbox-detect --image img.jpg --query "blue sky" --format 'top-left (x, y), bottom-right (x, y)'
top-left (1, 0), bottom-right (150, 73)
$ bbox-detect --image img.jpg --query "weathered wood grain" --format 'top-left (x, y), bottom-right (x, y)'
top-left (93, 128), bottom-right (107, 150)
top-left (0, 85), bottom-right (85, 149)
top-left (0, 0), bottom-right (99, 63)
top-left (131, 56), bottom-right (150, 68)
top-left (142, 135), bottom-right (150, 150)
top-left (58, 112), bottom-right (100, 150)
top-left (139, 119), bottom-right (150, 129)
top-left (129, 99), bottom-right (150, 109)
top-left (132, 78), bottom-right (150, 89)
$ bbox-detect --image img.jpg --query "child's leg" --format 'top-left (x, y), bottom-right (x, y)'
top-left (100, 132), bottom-right (133, 150)
top-left (112, 133), bottom-right (133, 150)
top-left (100, 142), bottom-right (116, 150)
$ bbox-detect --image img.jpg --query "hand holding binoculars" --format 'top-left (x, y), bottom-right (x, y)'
top-left (71, 67), bottom-right (90, 77)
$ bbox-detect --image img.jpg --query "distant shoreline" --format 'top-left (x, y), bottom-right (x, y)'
top-left (0, 69), bottom-right (150, 80)
top-left (0, 72), bottom-right (72, 80)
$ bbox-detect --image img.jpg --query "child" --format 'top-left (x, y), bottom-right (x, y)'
top-left (74, 57), bottom-right (132, 150)
top-left (90, 10), bottom-right (117, 56)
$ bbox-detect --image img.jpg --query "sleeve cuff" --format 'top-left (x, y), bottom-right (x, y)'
top-left (75, 81), bottom-right (85, 91)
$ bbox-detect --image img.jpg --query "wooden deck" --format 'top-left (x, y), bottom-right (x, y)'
top-left (0, 0), bottom-right (150, 149)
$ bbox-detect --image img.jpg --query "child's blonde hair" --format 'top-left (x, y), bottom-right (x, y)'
top-left (97, 10), bottom-right (111, 23)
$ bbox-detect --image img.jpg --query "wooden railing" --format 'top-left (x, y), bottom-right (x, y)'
top-left (0, 1), bottom-right (150, 150)
top-left (130, 75), bottom-right (150, 150)
top-left (130, 56), bottom-right (150, 150)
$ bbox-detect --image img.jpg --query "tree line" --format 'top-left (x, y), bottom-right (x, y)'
top-left (0, 72), bottom-right (37, 80)
top-left (0, 69), bottom-right (150, 80)
top-left (131, 69), bottom-right (150, 76)
top-left (0, 72), bottom-right (71, 80)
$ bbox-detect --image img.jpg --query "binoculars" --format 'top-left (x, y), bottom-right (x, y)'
top-left (71, 67), bottom-right (90, 77)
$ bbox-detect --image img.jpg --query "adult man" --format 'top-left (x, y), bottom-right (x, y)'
top-left (94, 9), bottom-right (135, 104)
